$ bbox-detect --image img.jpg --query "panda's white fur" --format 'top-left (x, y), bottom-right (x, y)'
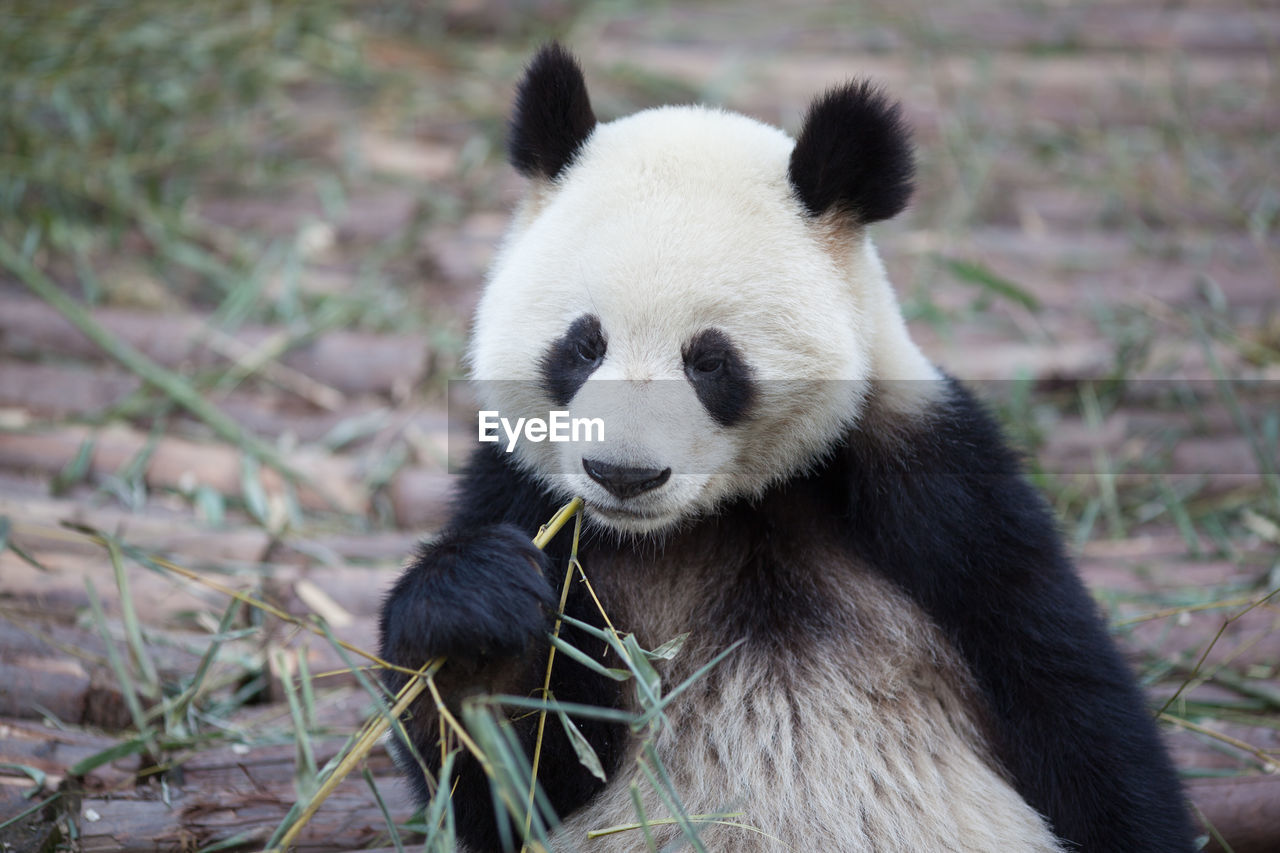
top-left (471, 105), bottom-right (939, 536)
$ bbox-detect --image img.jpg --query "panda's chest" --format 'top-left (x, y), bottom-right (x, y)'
top-left (562, 543), bottom-right (1064, 852)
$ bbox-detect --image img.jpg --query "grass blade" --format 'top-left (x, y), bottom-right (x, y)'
top-left (937, 256), bottom-right (1041, 312)
top-left (0, 763), bottom-right (47, 798)
top-left (67, 737), bottom-right (149, 777)
top-left (277, 650), bottom-right (319, 800)
top-left (419, 750), bottom-right (459, 851)
top-left (0, 793), bottom-right (62, 833)
top-left (0, 516), bottom-right (49, 571)
top-left (106, 535), bottom-right (160, 693)
top-left (362, 767), bottom-right (405, 853)
top-left (84, 578), bottom-right (159, 761)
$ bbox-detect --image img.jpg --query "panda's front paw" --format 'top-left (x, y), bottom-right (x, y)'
top-left (379, 524), bottom-right (556, 667)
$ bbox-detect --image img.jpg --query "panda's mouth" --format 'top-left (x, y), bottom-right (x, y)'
top-left (591, 503), bottom-right (661, 521)
top-left (564, 459), bottom-right (706, 534)
top-left (586, 501), bottom-right (678, 533)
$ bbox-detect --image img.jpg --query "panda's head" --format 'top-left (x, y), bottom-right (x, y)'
top-left (470, 44), bottom-right (939, 535)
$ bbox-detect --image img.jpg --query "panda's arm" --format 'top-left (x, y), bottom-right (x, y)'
top-left (844, 380), bottom-right (1196, 853)
top-left (378, 443), bottom-right (627, 845)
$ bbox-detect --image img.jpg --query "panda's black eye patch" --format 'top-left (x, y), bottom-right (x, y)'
top-left (540, 314), bottom-right (606, 406)
top-left (683, 328), bottom-right (754, 427)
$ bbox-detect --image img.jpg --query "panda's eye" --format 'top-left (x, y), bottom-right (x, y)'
top-left (689, 355), bottom-right (724, 377)
top-left (574, 337), bottom-right (603, 364)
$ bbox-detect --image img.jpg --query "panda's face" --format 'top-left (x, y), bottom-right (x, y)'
top-left (471, 110), bottom-right (876, 534)
top-left (468, 49), bottom-right (932, 535)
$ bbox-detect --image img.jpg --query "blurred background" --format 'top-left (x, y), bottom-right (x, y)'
top-left (0, 1), bottom-right (1277, 850)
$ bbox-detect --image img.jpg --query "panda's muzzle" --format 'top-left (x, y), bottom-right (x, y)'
top-left (581, 458), bottom-right (671, 500)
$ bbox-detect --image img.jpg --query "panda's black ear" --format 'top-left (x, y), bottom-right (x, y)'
top-left (508, 43), bottom-right (597, 180)
top-left (788, 81), bottom-right (914, 224)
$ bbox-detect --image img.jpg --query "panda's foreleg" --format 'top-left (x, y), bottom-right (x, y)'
top-left (377, 450), bottom-right (626, 848)
top-left (376, 523), bottom-right (557, 838)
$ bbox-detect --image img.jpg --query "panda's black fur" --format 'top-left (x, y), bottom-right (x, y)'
top-left (379, 45), bottom-right (1195, 852)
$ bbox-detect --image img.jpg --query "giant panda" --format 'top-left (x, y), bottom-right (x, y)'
top-left (379, 44), bottom-right (1195, 852)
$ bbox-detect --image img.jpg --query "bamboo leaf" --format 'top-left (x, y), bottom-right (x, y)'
top-left (0, 793), bottom-right (62, 834)
top-left (51, 436), bottom-right (94, 495)
top-left (0, 516), bottom-right (49, 572)
top-left (479, 695), bottom-right (636, 725)
top-left (421, 750), bottom-right (458, 852)
top-left (938, 256), bottom-right (1041, 312)
top-left (362, 767), bottom-right (405, 853)
top-left (240, 454), bottom-right (270, 526)
top-left (548, 634), bottom-right (631, 682)
top-left (622, 633), bottom-right (661, 697)
top-left (644, 632), bottom-right (689, 661)
top-left (0, 763), bottom-right (47, 798)
top-left (106, 535), bottom-right (160, 692)
top-left (193, 484), bottom-right (226, 527)
top-left (68, 737), bottom-right (148, 776)
top-left (557, 707), bottom-right (607, 782)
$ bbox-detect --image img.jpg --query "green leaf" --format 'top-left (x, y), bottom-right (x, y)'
top-left (193, 484), bottom-right (225, 527)
top-left (637, 743), bottom-right (708, 853)
top-left (420, 750), bottom-right (458, 851)
top-left (362, 767), bottom-right (404, 853)
top-left (195, 831), bottom-right (261, 853)
top-left (548, 634), bottom-right (631, 682)
top-left (0, 793), bottom-right (61, 833)
top-left (106, 535), bottom-right (159, 691)
top-left (557, 707), bottom-right (606, 782)
top-left (478, 695), bottom-right (635, 725)
top-left (240, 453), bottom-right (269, 526)
top-left (0, 762), bottom-right (46, 798)
top-left (51, 436), bottom-right (94, 495)
top-left (643, 632), bottom-right (689, 661)
top-left (278, 650), bottom-right (318, 801)
top-left (0, 516), bottom-right (49, 571)
top-left (938, 256), bottom-right (1041, 312)
top-left (622, 633), bottom-right (662, 697)
top-left (68, 736), bottom-right (149, 776)
top-left (636, 639), bottom-right (746, 730)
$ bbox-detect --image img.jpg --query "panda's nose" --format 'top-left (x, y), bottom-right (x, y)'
top-left (582, 458), bottom-right (671, 500)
